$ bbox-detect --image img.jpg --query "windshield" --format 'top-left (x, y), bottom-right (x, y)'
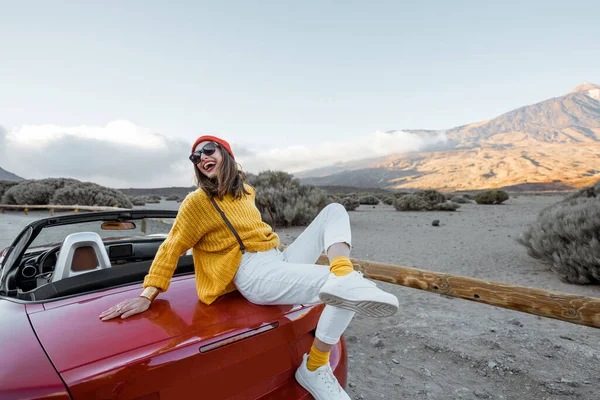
top-left (28, 218), bottom-right (176, 251)
top-left (1, 226), bottom-right (33, 282)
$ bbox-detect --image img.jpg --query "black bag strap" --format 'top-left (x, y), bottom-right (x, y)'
top-left (209, 197), bottom-right (246, 254)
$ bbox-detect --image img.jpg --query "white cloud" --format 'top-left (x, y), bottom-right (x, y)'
top-left (1, 121), bottom-right (450, 187)
top-left (236, 130), bottom-right (450, 174)
top-left (12, 120), bottom-right (167, 149)
top-left (1, 121), bottom-right (193, 188)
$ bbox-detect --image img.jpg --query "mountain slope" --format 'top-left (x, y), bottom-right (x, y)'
top-left (0, 167), bottom-right (24, 181)
top-left (300, 84), bottom-right (600, 191)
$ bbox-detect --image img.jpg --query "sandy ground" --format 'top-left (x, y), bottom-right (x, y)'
top-left (1, 195), bottom-right (599, 399)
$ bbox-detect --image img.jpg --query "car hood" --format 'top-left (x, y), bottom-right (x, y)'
top-left (28, 276), bottom-right (313, 374)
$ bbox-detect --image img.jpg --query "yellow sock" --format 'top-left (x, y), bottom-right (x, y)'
top-left (307, 344), bottom-right (330, 371)
top-left (330, 256), bottom-right (353, 277)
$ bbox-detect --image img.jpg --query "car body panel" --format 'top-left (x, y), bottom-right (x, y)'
top-left (30, 276), bottom-right (346, 399)
top-left (2, 210), bottom-right (348, 399)
top-left (0, 299), bottom-right (71, 400)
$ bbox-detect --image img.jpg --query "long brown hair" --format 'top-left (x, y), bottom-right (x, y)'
top-left (193, 144), bottom-right (250, 199)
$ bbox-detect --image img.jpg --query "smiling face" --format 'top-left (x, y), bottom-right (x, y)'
top-left (194, 141), bottom-right (223, 179)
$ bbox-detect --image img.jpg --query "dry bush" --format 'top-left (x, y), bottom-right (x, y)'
top-left (165, 194), bottom-right (180, 201)
top-left (518, 196), bottom-right (600, 284)
top-left (1, 181), bottom-right (54, 205)
top-left (0, 180), bottom-right (20, 200)
top-left (394, 189), bottom-right (459, 212)
top-left (51, 182), bottom-right (133, 208)
top-left (131, 196), bottom-right (147, 206)
top-left (340, 197), bottom-right (360, 211)
top-left (359, 195), bottom-right (380, 205)
top-left (394, 195), bottom-right (428, 211)
top-left (475, 190), bottom-right (509, 204)
top-left (1, 178), bottom-right (82, 205)
top-left (382, 196), bottom-right (395, 205)
top-left (564, 183), bottom-right (599, 201)
top-left (415, 189), bottom-right (447, 207)
top-left (248, 171), bottom-right (331, 227)
top-left (37, 178), bottom-right (80, 191)
top-left (143, 195), bottom-right (161, 203)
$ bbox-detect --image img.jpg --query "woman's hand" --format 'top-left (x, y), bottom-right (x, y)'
top-left (99, 297), bottom-right (151, 321)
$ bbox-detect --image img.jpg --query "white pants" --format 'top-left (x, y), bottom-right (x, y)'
top-left (233, 203), bottom-right (355, 345)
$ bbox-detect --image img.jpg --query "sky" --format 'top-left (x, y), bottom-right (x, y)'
top-left (1, 0), bottom-right (599, 188)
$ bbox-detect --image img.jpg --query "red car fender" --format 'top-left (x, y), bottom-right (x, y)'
top-left (0, 299), bottom-right (71, 400)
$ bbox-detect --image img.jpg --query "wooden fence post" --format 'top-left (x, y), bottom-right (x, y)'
top-left (304, 251), bottom-right (600, 329)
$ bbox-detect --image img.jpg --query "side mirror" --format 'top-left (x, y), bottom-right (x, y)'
top-left (101, 221), bottom-right (136, 230)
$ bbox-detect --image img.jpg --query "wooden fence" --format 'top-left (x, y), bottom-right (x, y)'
top-left (311, 254), bottom-right (600, 329)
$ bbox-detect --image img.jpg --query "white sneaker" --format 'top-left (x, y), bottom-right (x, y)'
top-left (318, 271), bottom-right (399, 317)
top-left (295, 354), bottom-right (351, 400)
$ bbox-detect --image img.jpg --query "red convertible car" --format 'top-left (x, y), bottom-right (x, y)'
top-left (0, 210), bottom-right (347, 399)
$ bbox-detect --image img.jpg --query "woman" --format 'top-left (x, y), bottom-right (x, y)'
top-left (99, 135), bottom-right (399, 399)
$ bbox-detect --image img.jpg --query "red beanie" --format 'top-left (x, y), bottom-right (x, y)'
top-left (191, 135), bottom-right (235, 159)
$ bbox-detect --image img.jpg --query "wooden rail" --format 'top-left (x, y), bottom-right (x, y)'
top-left (0, 204), bottom-right (128, 216)
top-left (311, 254), bottom-right (600, 329)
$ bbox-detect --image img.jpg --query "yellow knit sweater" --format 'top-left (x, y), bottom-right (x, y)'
top-left (143, 184), bottom-right (279, 304)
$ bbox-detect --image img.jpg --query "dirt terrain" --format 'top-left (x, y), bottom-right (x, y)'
top-left (1, 194), bottom-right (599, 399)
top-left (277, 195), bottom-right (600, 400)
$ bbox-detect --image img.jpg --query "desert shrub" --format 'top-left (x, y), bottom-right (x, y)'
top-left (394, 192), bottom-right (410, 198)
top-left (415, 189), bottom-right (447, 207)
top-left (1, 181), bottom-right (54, 205)
top-left (475, 190), bottom-right (509, 205)
top-left (518, 196), bottom-right (600, 284)
top-left (432, 201), bottom-right (461, 211)
top-left (394, 195), bottom-right (428, 211)
top-left (382, 196), bottom-right (395, 205)
top-left (359, 195), bottom-right (380, 205)
top-left (131, 196), bottom-right (147, 206)
top-left (51, 182), bottom-right (133, 208)
top-left (165, 194), bottom-right (180, 201)
top-left (339, 196), bottom-right (360, 211)
top-left (0, 180), bottom-right (20, 201)
top-left (393, 190), bottom-right (459, 212)
top-left (462, 193), bottom-right (474, 200)
top-left (36, 178), bottom-right (80, 191)
top-left (451, 195), bottom-right (471, 204)
top-left (247, 171), bottom-right (331, 227)
top-left (564, 184), bottom-right (599, 201)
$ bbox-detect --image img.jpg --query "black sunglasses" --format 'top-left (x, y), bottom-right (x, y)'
top-left (189, 142), bottom-right (219, 164)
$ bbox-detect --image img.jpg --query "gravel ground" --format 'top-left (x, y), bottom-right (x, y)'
top-left (1, 195), bottom-right (599, 399)
top-left (277, 195), bottom-right (600, 400)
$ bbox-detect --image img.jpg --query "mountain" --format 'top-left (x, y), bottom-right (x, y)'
top-left (0, 167), bottom-right (24, 181)
top-left (300, 83), bottom-right (600, 191)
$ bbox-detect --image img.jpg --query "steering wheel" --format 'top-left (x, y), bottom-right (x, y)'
top-left (38, 245), bottom-right (62, 275)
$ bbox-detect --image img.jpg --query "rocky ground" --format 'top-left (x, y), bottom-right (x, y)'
top-left (1, 194), bottom-right (599, 399)
top-left (277, 195), bottom-right (600, 400)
